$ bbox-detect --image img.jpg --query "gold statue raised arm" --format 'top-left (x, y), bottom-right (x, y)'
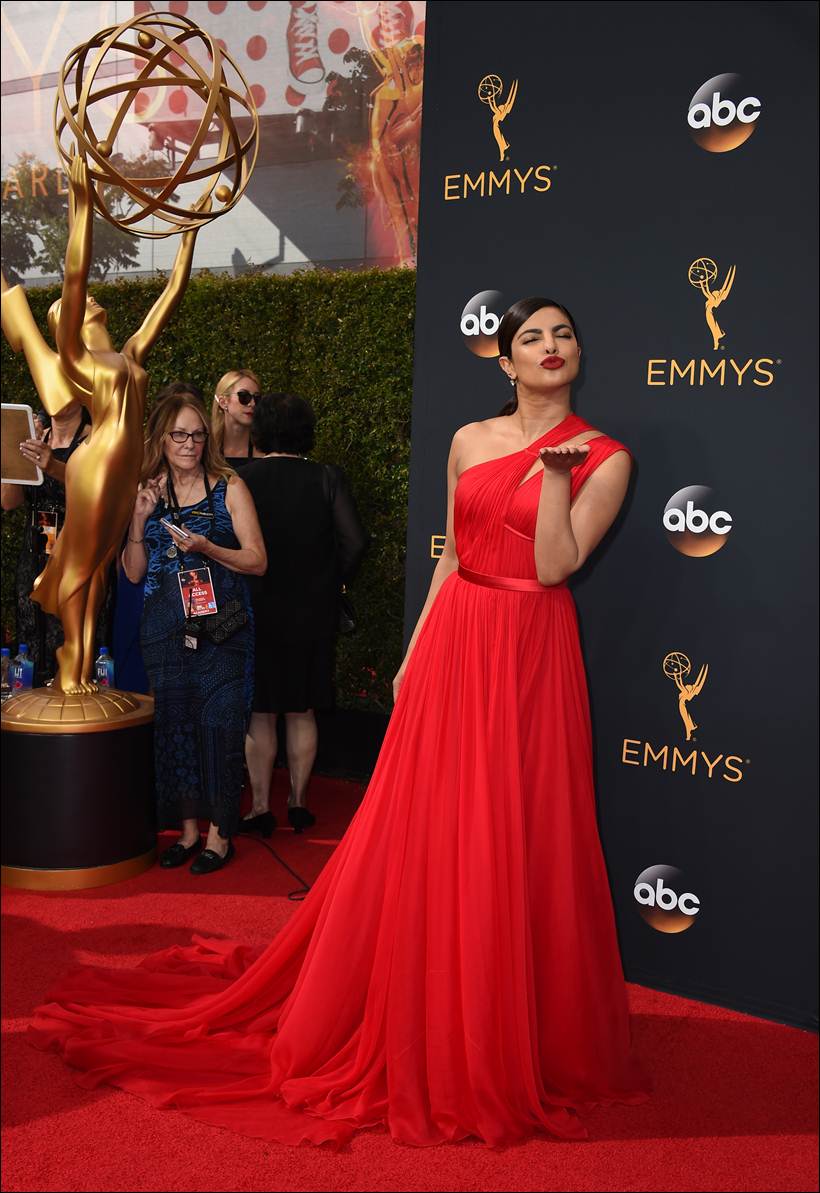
top-left (1, 154), bottom-right (206, 695)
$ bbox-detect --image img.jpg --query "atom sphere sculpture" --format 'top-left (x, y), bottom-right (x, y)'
top-left (55, 9), bottom-right (259, 238)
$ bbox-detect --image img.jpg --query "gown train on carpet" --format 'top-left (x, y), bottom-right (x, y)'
top-left (28, 413), bottom-right (652, 1148)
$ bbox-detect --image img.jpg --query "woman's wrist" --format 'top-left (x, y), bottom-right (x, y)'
top-left (539, 465), bottom-right (572, 484)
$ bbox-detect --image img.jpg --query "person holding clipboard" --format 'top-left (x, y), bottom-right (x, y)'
top-left (1, 400), bottom-right (111, 686)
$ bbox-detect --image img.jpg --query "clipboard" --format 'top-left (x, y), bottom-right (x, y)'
top-left (1, 404), bottom-right (44, 485)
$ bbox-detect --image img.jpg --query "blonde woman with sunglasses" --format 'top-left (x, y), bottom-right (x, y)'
top-left (211, 369), bottom-right (264, 471)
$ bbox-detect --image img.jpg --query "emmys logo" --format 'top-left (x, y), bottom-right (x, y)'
top-left (621, 652), bottom-right (747, 783)
top-left (646, 257), bottom-right (782, 388)
top-left (478, 74), bottom-right (518, 161)
top-left (460, 290), bottom-right (506, 357)
top-left (634, 865), bottom-right (701, 933)
top-left (688, 257), bottom-right (735, 350)
top-left (443, 75), bottom-right (554, 202)
top-left (663, 486), bottom-right (733, 557)
top-left (663, 651), bottom-right (708, 742)
top-left (688, 74), bottom-right (761, 153)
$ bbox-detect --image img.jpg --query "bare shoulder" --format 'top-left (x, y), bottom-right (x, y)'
top-left (451, 420), bottom-right (485, 446)
top-left (222, 471), bottom-right (249, 498)
top-left (451, 418), bottom-right (505, 451)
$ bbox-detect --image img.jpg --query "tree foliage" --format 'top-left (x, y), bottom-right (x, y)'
top-left (1, 151), bottom-right (171, 282)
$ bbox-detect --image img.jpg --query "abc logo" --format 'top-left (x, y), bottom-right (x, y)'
top-left (688, 73), bottom-right (761, 153)
top-left (461, 290), bottom-right (506, 357)
top-left (634, 865), bottom-right (700, 934)
top-left (663, 486), bottom-right (732, 557)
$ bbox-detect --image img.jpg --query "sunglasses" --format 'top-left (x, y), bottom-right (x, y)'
top-left (228, 389), bottom-right (261, 407)
top-left (167, 429), bottom-right (209, 444)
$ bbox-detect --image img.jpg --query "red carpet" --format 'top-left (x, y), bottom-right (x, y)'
top-left (2, 773), bottom-right (817, 1192)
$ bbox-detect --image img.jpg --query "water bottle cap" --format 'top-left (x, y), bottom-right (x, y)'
top-left (99, 647), bottom-right (109, 655)
top-left (18, 644), bottom-right (28, 652)
top-left (1, 648), bottom-right (9, 656)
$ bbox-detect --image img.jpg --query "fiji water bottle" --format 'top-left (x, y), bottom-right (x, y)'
top-left (11, 644), bottom-right (35, 692)
top-left (95, 646), bottom-right (115, 688)
top-left (1, 647), bottom-right (11, 702)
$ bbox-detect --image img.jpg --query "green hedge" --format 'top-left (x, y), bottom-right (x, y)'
top-left (1, 268), bottom-right (415, 711)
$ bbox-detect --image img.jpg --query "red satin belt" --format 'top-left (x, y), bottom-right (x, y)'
top-left (457, 566), bottom-right (563, 593)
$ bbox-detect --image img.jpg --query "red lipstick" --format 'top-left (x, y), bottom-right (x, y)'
top-left (540, 356), bottom-right (563, 370)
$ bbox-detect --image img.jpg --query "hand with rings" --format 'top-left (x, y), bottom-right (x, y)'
top-left (19, 437), bottom-right (52, 473)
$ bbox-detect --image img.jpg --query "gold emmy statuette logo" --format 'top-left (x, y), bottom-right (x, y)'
top-left (688, 257), bottom-right (735, 350)
top-left (477, 74), bottom-right (518, 161)
top-left (663, 652), bottom-right (708, 742)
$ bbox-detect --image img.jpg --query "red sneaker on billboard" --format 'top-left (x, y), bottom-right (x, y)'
top-left (287, 1), bottom-right (325, 89)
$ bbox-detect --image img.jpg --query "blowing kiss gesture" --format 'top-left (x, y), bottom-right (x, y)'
top-left (538, 442), bottom-right (591, 472)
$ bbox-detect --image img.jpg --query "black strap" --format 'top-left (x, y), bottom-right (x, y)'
top-left (43, 419), bottom-right (87, 454)
top-left (164, 471), bottom-right (217, 567)
top-left (165, 470), bottom-right (216, 522)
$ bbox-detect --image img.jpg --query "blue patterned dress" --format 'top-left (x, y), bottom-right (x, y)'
top-left (140, 477), bottom-right (254, 838)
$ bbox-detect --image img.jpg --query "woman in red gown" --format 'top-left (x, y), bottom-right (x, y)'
top-left (28, 297), bottom-right (652, 1149)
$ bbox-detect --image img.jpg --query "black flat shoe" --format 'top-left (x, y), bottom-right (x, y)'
top-left (240, 810), bottom-right (276, 837)
top-left (159, 838), bottom-right (202, 868)
top-left (287, 805), bottom-right (316, 834)
top-left (190, 839), bottom-right (235, 874)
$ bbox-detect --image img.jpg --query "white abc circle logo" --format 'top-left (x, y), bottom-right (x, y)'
top-left (634, 865), bottom-right (700, 933)
top-left (460, 290), bottom-right (506, 358)
top-left (663, 485), bottom-right (732, 557)
top-left (688, 74), bottom-right (761, 153)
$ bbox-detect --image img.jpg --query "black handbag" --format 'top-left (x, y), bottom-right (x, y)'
top-left (191, 598), bottom-right (249, 645)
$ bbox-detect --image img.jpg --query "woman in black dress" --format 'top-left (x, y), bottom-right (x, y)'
top-left (1, 401), bottom-right (111, 685)
top-left (241, 394), bottom-right (369, 833)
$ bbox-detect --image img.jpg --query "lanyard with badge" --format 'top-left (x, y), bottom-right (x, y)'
top-left (163, 471), bottom-right (218, 650)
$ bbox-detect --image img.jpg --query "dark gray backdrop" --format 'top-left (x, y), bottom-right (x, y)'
top-left (404, 0), bottom-right (818, 1031)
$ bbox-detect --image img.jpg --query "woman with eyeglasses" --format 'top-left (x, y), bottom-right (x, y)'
top-left (211, 368), bottom-right (264, 472)
top-left (122, 392), bottom-right (267, 874)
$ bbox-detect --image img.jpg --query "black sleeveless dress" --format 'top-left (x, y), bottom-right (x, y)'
top-left (14, 422), bottom-right (113, 686)
top-left (241, 456), bottom-right (368, 712)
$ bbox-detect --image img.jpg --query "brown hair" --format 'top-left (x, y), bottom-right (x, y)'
top-left (141, 392), bottom-right (233, 485)
top-left (210, 368), bottom-right (261, 454)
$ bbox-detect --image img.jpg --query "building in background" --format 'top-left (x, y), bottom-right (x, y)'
top-left (0, 0), bottom-right (425, 283)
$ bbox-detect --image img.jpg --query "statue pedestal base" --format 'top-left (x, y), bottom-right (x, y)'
top-left (1, 689), bottom-right (156, 890)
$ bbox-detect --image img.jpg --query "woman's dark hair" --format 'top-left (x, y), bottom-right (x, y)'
top-left (496, 296), bottom-right (579, 415)
top-left (252, 393), bottom-right (316, 455)
top-left (154, 380), bottom-right (204, 405)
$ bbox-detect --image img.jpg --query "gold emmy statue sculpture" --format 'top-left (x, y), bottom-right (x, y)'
top-left (358, 5), bottom-right (423, 265)
top-left (1, 10), bottom-right (258, 728)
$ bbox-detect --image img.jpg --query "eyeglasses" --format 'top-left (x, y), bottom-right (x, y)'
top-left (167, 429), bottom-right (209, 444)
top-left (228, 389), bottom-right (261, 406)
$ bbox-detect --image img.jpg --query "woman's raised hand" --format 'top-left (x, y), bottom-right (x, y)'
top-left (133, 478), bottom-right (161, 521)
top-left (538, 443), bottom-right (590, 473)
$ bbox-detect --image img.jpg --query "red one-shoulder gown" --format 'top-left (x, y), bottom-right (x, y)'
top-left (28, 411), bottom-right (652, 1148)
